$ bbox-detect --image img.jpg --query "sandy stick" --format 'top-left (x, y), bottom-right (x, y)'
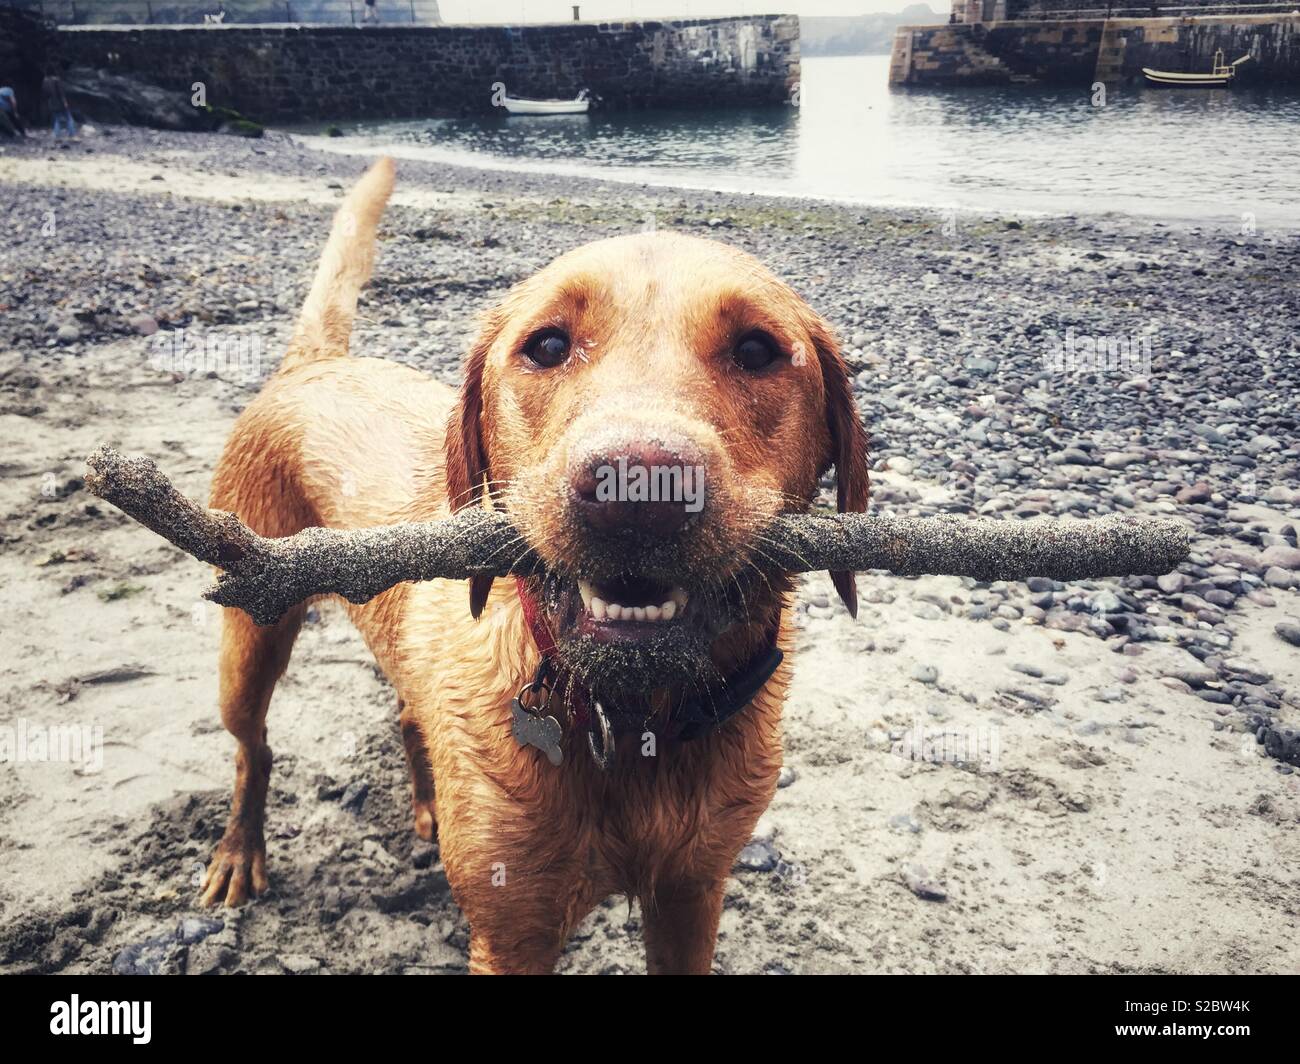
top-left (86, 447), bottom-right (1188, 626)
top-left (86, 447), bottom-right (538, 626)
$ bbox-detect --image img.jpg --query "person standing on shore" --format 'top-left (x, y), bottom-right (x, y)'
top-left (363, 0), bottom-right (379, 25)
top-left (43, 70), bottom-right (76, 140)
top-left (0, 86), bottom-right (26, 138)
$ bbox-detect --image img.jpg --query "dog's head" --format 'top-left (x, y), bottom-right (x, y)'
top-left (445, 232), bottom-right (868, 699)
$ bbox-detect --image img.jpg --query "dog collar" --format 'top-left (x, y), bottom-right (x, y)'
top-left (512, 577), bottom-right (782, 767)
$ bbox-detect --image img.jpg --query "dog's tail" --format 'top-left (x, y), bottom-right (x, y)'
top-left (280, 156), bottom-right (396, 372)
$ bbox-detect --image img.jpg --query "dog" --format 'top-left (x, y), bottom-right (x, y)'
top-left (199, 157), bottom-right (869, 974)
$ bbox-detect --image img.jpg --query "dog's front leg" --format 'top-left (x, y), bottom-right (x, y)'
top-left (461, 879), bottom-right (588, 975)
top-left (641, 880), bottom-right (726, 975)
top-left (442, 808), bottom-right (594, 974)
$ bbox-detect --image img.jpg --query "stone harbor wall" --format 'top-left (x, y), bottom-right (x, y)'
top-left (1005, 0), bottom-right (1288, 14)
top-left (54, 16), bottom-right (800, 123)
top-left (890, 12), bottom-right (1300, 84)
top-left (0, 7), bottom-right (60, 110)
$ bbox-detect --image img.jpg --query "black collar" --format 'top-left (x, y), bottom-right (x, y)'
top-left (670, 640), bottom-right (784, 742)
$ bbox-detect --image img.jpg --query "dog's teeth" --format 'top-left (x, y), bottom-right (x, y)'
top-left (583, 585), bottom-right (685, 624)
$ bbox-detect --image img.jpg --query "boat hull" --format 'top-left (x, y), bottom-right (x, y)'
top-left (1141, 68), bottom-right (1233, 87)
top-left (502, 97), bottom-right (591, 115)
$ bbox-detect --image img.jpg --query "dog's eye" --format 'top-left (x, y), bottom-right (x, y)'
top-left (524, 329), bottom-right (571, 368)
top-left (733, 332), bottom-right (781, 373)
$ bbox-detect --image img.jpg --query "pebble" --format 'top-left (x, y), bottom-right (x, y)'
top-left (911, 664), bottom-right (939, 684)
top-left (736, 839), bottom-right (779, 872)
top-left (903, 865), bottom-right (947, 901)
top-left (340, 780), bottom-right (370, 813)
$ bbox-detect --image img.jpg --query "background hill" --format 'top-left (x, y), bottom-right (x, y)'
top-left (802, 5), bottom-right (944, 56)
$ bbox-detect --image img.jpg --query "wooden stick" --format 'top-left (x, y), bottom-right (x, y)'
top-left (85, 447), bottom-right (1189, 627)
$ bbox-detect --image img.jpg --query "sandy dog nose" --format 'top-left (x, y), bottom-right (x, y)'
top-left (572, 442), bottom-right (706, 539)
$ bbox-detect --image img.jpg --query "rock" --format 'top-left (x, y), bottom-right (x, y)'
top-left (55, 324), bottom-right (80, 343)
top-left (1259, 544), bottom-right (1300, 571)
top-left (340, 780), bottom-right (369, 813)
top-left (736, 839), bottom-right (779, 872)
top-left (280, 954), bottom-right (322, 975)
top-left (777, 765), bottom-right (796, 788)
top-left (1157, 572), bottom-right (1189, 594)
top-left (1274, 622), bottom-right (1300, 648)
top-left (64, 67), bottom-right (221, 132)
top-left (1221, 659), bottom-right (1272, 685)
top-left (113, 934), bottom-right (183, 976)
top-left (1088, 590), bottom-right (1123, 614)
top-left (750, 816), bottom-right (777, 844)
top-left (1244, 434), bottom-right (1280, 455)
top-left (1175, 482), bottom-right (1212, 504)
top-left (1263, 726), bottom-right (1300, 766)
top-left (1139, 645), bottom-right (1217, 687)
top-left (1103, 452), bottom-right (1143, 469)
top-left (888, 812), bottom-right (922, 834)
top-left (177, 916), bottom-right (223, 945)
top-left (128, 314), bottom-right (158, 336)
top-left (884, 456), bottom-right (914, 475)
top-left (903, 865), bottom-right (947, 902)
top-left (1264, 566), bottom-right (1295, 590)
top-left (911, 663), bottom-right (939, 684)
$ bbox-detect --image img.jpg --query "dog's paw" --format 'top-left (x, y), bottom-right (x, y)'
top-left (412, 799), bottom-right (437, 843)
top-left (199, 832), bottom-right (268, 907)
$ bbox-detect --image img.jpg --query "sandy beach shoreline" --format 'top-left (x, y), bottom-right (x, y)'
top-left (1, 127), bottom-right (1297, 974)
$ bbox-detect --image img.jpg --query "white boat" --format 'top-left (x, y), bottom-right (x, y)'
top-left (1142, 50), bottom-right (1251, 88)
top-left (502, 90), bottom-right (590, 115)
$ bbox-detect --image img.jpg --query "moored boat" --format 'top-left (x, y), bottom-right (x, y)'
top-left (1142, 50), bottom-right (1251, 88)
top-left (502, 90), bottom-right (591, 115)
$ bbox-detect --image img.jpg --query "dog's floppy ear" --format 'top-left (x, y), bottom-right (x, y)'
top-left (445, 331), bottom-right (494, 619)
top-left (811, 320), bottom-right (870, 618)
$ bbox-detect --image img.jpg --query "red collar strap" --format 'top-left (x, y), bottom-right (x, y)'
top-left (513, 576), bottom-right (782, 744)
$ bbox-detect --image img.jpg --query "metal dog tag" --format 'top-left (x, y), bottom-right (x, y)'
top-left (511, 697), bottom-right (564, 766)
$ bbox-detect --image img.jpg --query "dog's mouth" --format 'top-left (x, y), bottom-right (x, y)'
top-left (533, 567), bottom-right (724, 697)
top-left (575, 576), bottom-right (690, 639)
